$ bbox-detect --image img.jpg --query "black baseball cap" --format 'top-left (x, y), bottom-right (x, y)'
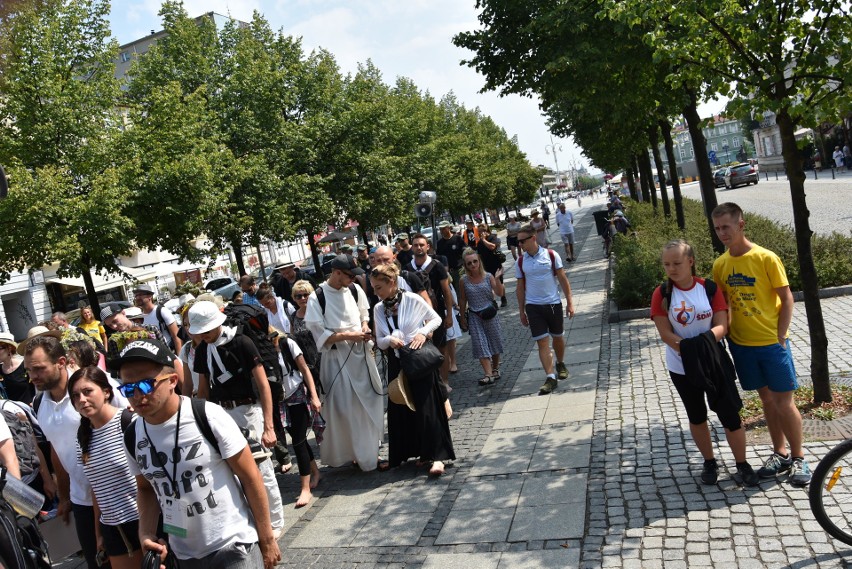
top-left (329, 254), bottom-right (365, 275)
top-left (113, 338), bottom-right (174, 370)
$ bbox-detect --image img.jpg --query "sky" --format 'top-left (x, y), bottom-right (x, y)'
top-left (108, 0), bottom-right (724, 174)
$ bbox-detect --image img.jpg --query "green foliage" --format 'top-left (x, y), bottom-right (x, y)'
top-left (611, 199), bottom-right (852, 309)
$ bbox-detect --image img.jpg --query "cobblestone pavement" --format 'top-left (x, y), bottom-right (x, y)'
top-left (677, 171), bottom-right (852, 236)
top-left (52, 194), bottom-right (852, 568)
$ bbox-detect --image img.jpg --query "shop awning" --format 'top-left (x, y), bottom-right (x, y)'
top-left (45, 272), bottom-right (131, 292)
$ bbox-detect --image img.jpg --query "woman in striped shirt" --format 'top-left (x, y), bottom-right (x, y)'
top-left (69, 366), bottom-right (142, 569)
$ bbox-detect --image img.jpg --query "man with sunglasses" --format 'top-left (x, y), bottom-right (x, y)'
top-left (304, 254), bottom-right (385, 471)
top-left (515, 224), bottom-right (575, 395)
top-left (117, 338), bottom-right (280, 569)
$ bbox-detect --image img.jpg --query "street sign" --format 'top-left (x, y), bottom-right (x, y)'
top-left (708, 150), bottom-right (717, 161)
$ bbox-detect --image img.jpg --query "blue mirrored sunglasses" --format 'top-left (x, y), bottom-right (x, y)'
top-left (117, 376), bottom-right (170, 398)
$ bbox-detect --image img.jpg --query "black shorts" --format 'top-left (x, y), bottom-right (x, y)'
top-left (431, 324), bottom-right (447, 348)
top-left (525, 303), bottom-right (564, 340)
top-left (100, 519), bottom-right (141, 557)
top-left (669, 371), bottom-right (742, 431)
top-left (507, 236), bottom-right (519, 247)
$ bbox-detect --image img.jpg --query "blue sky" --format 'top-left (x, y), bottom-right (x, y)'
top-left (108, 0), bottom-right (723, 174)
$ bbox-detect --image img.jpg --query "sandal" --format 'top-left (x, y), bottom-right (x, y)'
top-left (377, 459), bottom-right (390, 472)
top-left (491, 367), bottom-right (501, 380)
top-left (478, 376), bottom-right (493, 386)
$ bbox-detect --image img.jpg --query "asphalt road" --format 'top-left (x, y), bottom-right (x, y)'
top-left (670, 169), bottom-right (852, 236)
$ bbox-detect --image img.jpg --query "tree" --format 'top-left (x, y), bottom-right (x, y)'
top-left (608, 0), bottom-right (852, 401)
top-left (0, 0), bottom-right (127, 315)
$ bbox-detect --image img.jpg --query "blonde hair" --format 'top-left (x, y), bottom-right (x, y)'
top-left (662, 239), bottom-right (697, 276)
top-left (462, 247), bottom-right (486, 278)
top-left (370, 263), bottom-right (399, 284)
top-left (291, 279), bottom-right (315, 297)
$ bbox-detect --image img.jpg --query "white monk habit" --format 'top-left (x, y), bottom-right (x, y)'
top-left (305, 282), bottom-right (384, 470)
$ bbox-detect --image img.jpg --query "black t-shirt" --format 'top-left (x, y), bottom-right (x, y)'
top-left (273, 269), bottom-right (318, 304)
top-left (477, 235), bottom-right (502, 275)
top-left (436, 235), bottom-right (465, 270)
top-left (411, 257), bottom-right (449, 316)
top-left (194, 334), bottom-right (261, 402)
top-left (396, 248), bottom-right (414, 268)
top-left (1, 362), bottom-right (34, 405)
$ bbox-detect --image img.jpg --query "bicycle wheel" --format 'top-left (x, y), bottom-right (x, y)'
top-left (809, 438), bottom-right (852, 545)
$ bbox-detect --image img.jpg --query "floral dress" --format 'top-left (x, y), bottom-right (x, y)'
top-left (463, 276), bottom-right (504, 360)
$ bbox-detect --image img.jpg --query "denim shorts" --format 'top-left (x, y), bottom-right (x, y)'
top-left (728, 339), bottom-right (798, 392)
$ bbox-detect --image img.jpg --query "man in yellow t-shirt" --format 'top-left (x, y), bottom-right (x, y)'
top-left (711, 202), bottom-right (809, 487)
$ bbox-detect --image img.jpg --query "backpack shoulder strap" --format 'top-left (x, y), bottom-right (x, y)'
top-left (316, 286), bottom-right (327, 315)
top-left (704, 278), bottom-right (718, 304)
top-left (660, 280), bottom-right (672, 312)
top-left (122, 415), bottom-right (137, 456)
top-left (190, 398), bottom-right (221, 456)
top-left (32, 392), bottom-right (44, 414)
top-left (547, 249), bottom-right (557, 275)
top-left (517, 255), bottom-right (524, 279)
top-left (347, 283), bottom-right (359, 303)
top-left (120, 408), bottom-right (134, 432)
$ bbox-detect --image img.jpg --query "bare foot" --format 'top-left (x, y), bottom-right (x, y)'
top-left (309, 469), bottom-right (321, 490)
top-left (429, 461), bottom-right (445, 477)
top-left (295, 489), bottom-right (313, 508)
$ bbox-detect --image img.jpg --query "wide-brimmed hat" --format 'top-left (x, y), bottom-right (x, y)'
top-left (274, 261), bottom-right (295, 270)
top-left (0, 332), bottom-right (18, 351)
top-left (388, 372), bottom-right (415, 412)
top-left (188, 301), bottom-right (226, 334)
top-left (16, 325), bottom-right (63, 356)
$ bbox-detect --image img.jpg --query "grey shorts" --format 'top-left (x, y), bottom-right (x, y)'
top-left (177, 541), bottom-right (262, 569)
top-left (560, 232), bottom-right (575, 245)
top-left (526, 303), bottom-right (564, 340)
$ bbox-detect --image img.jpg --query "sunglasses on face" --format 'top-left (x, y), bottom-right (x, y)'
top-left (117, 375), bottom-right (171, 398)
top-left (341, 271), bottom-right (355, 280)
top-left (517, 235), bottom-right (533, 244)
top-left (294, 293), bottom-right (310, 300)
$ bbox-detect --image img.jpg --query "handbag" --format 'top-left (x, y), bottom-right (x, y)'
top-left (473, 300), bottom-right (499, 320)
top-left (495, 249), bottom-right (507, 264)
top-left (398, 342), bottom-right (444, 380)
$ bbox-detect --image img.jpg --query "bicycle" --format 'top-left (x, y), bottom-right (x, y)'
top-left (809, 439), bottom-right (852, 545)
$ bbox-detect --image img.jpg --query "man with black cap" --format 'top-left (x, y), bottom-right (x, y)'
top-left (356, 244), bottom-right (371, 272)
top-left (394, 233), bottom-right (413, 268)
top-left (436, 221), bottom-right (465, 294)
top-left (271, 261), bottom-right (318, 306)
top-left (134, 283), bottom-right (182, 353)
top-left (304, 254), bottom-right (385, 471)
top-left (116, 338), bottom-right (281, 569)
top-left (188, 300), bottom-right (285, 535)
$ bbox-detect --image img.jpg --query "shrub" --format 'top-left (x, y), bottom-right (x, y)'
top-left (611, 198), bottom-right (852, 309)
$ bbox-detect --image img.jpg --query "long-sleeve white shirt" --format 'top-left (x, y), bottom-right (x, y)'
top-left (374, 292), bottom-right (441, 353)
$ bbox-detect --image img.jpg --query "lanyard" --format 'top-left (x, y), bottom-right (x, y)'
top-left (143, 403), bottom-right (182, 499)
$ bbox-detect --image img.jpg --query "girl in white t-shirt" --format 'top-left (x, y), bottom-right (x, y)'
top-left (650, 239), bottom-right (757, 487)
top-left (274, 331), bottom-right (322, 508)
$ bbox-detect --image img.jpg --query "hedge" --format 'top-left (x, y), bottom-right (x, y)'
top-left (611, 198), bottom-right (852, 309)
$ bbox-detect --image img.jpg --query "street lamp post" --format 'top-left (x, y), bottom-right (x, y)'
top-left (545, 136), bottom-right (563, 197)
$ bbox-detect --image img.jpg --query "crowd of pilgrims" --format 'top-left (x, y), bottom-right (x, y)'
top-left (0, 223), bottom-right (514, 569)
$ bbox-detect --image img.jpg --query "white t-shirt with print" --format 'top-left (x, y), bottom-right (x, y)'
top-left (657, 281), bottom-right (716, 375)
top-left (143, 306), bottom-right (177, 346)
top-left (281, 338), bottom-right (305, 399)
top-left (126, 397), bottom-right (257, 560)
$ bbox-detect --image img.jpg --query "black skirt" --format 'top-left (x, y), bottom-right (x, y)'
top-left (386, 351), bottom-right (455, 468)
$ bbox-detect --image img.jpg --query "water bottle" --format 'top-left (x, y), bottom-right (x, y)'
top-left (1, 468), bottom-right (45, 519)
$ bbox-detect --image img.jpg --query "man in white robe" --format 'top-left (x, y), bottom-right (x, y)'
top-left (305, 254), bottom-right (385, 471)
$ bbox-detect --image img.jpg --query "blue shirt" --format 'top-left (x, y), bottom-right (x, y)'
top-left (242, 291), bottom-right (261, 306)
top-left (516, 246), bottom-right (564, 305)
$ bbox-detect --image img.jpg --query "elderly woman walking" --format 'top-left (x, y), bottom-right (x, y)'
top-left (458, 248), bottom-right (505, 386)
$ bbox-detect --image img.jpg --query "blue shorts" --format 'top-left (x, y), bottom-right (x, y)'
top-left (728, 339), bottom-right (798, 392)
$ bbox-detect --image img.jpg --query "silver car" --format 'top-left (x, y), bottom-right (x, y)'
top-left (724, 163), bottom-right (759, 189)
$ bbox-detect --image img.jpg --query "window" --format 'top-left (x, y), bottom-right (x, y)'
top-left (721, 138), bottom-right (729, 149)
top-left (679, 148), bottom-right (685, 159)
top-left (733, 137), bottom-right (741, 148)
top-left (120, 51), bottom-right (131, 63)
top-left (690, 148), bottom-right (695, 157)
top-left (710, 142), bottom-right (718, 151)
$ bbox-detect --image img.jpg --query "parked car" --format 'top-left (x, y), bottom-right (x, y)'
top-left (713, 168), bottom-right (729, 188)
top-left (251, 265), bottom-right (277, 283)
top-left (299, 254), bottom-right (336, 278)
top-left (211, 282), bottom-right (240, 302)
top-left (203, 276), bottom-right (236, 291)
top-left (724, 163), bottom-right (759, 189)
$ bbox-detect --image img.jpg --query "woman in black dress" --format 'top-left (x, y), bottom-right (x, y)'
top-left (372, 264), bottom-right (455, 476)
top-left (0, 333), bottom-right (35, 404)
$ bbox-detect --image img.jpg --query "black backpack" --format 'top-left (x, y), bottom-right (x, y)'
top-left (410, 262), bottom-right (439, 310)
top-left (222, 304), bottom-right (284, 384)
top-left (124, 398), bottom-right (220, 457)
top-left (286, 314), bottom-right (322, 390)
top-left (659, 278), bottom-right (718, 311)
top-left (0, 406), bottom-right (39, 483)
top-left (0, 471), bottom-right (50, 568)
top-left (315, 283), bottom-right (359, 314)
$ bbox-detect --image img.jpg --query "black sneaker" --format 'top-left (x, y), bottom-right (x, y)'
top-left (500, 297), bottom-right (508, 308)
top-left (701, 459), bottom-right (718, 485)
top-left (737, 462), bottom-right (759, 486)
top-left (538, 377), bottom-right (558, 395)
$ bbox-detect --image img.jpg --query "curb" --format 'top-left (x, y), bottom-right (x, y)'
top-left (609, 283), bottom-right (852, 324)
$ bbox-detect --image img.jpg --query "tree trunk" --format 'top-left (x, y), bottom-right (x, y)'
top-left (660, 119), bottom-right (686, 230)
top-left (776, 109), bottom-right (831, 403)
top-left (625, 166), bottom-right (639, 201)
top-left (682, 91), bottom-right (724, 253)
top-left (635, 154), bottom-right (651, 203)
top-left (649, 125), bottom-right (671, 218)
top-left (254, 238), bottom-right (267, 284)
top-left (306, 230), bottom-right (323, 276)
top-left (80, 256), bottom-right (101, 319)
top-left (231, 240), bottom-right (246, 276)
top-left (639, 151), bottom-right (657, 210)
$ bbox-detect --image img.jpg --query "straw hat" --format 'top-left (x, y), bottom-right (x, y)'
top-left (16, 325), bottom-right (63, 356)
top-left (0, 332), bottom-right (18, 351)
top-left (387, 372), bottom-right (415, 412)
